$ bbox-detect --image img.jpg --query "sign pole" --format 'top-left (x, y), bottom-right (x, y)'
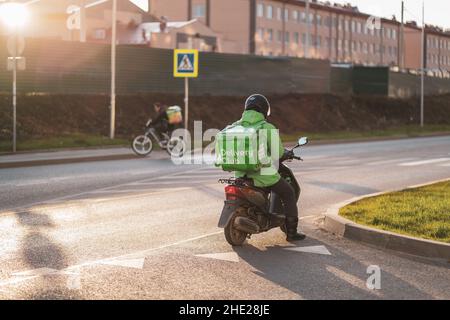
top-left (173, 49), bottom-right (198, 131)
top-left (184, 77), bottom-right (189, 130)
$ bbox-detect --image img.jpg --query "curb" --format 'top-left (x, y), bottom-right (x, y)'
top-left (0, 154), bottom-right (138, 169)
top-left (307, 132), bottom-right (450, 146)
top-left (322, 178), bottom-right (450, 260)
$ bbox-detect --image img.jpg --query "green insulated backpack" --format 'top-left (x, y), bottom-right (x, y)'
top-left (215, 120), bottom-right (270, 172)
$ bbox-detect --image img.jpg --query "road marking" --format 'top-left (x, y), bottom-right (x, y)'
top-left (12, 267), bottom-right (59, 277)
top-left (367, 158), bottom-right (415, 166)
top-left (326, 266), bottom-right (381, 296)
top-left (0, 231), bottom-right (223, 289)
top-left (399, 158), bottom-right (450, 166)
top-left (100, 258), bottom-right (146, 269)
top-left (195, 252), bottom-right (240, 263)
top-left (283, 245), bottom-right (331, 255)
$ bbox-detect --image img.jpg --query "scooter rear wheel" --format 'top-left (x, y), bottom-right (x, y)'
top-left (224, 207), bottom-right (249, 247)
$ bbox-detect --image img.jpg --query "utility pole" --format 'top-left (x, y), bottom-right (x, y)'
top-left (305, 0), bottom-right (310, 58)
top-left (80, 0), bottom-right (86, 42)
top-left (282, 2), bottom-right (286, 56)
top-left (110, 0), bottom-right (117, 139)
top-left (12, 28), bottom-right (18, 153)
top-left (399, 1), bottom-right (405, 69)
top-left (420, 1), bottom-right (425, 127)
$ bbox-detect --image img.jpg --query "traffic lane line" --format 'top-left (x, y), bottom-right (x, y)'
top-left (399, 158), bottom-right (450, 166)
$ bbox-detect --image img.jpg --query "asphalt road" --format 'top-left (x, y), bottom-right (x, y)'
top-left (0, 136), bottom-right (449, 299)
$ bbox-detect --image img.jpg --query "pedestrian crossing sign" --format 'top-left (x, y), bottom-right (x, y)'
top-left (174, 49), bottom-right (199, 78)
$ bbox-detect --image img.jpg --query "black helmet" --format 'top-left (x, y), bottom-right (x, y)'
top-left (245, 94), bottom-right (271, 118)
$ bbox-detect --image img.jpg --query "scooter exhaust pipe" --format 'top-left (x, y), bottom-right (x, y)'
top-left (234, 217), bottom-right (260, 234)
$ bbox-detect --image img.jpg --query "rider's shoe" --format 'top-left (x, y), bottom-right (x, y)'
top-left (285, 217), bottom-right (306, 242)
top-left (269, 213), bottom-right (286, 227)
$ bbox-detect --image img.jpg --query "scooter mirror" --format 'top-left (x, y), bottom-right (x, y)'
top-left (298, 137), bottom-right (309, 146)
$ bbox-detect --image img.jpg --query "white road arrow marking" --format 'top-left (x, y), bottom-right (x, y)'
top-left (284, 245), bottom-right (332, 256)
top-left (195, 252), bottom-right (240, 263)
top-left (100, 258), bottom-right (146, 269)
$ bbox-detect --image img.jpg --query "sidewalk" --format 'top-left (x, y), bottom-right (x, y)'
top-left (0, 147), bottom-right (138, 169)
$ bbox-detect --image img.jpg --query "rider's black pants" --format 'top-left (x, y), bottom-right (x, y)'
top-left (268, 178), bottom-right (298, 218)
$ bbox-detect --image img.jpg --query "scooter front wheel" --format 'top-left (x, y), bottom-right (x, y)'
top-left (132, 135), bottom-right (153, 157)
top-left (224, 207), bottom-right (249, 247)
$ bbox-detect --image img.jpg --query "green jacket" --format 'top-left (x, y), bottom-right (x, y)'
top-left (234, 110), bottom-right (285, 187)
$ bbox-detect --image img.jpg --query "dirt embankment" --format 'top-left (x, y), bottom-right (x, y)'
top-left (0, 93), bottom-right (449, 140)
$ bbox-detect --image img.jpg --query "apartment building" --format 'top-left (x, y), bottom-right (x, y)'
top-left (148, 0), bottom-right (450, 72)
top-left (3, 0), bottom-right (449, 72)
top-left (0, 0), bottom-right (152, 42)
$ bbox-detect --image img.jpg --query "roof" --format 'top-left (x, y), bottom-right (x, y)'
top-left (140, 19), bottom-right (197, 33)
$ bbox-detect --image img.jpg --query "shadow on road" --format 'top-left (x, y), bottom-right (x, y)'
top-left (233, 237), bottom-right (434, 300)
top-left (14, 211), bottom-right (81, 300)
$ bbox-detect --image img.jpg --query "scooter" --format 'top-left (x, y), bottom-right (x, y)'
top-left (218, 137), bottom-right (308, 246)
top-left (132, 119), bottom-right (185, 157)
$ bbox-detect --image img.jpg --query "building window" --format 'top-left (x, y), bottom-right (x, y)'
top-left (309, 13), bottom-right (314, 24)
top-left (277, 8), bottom-right (282, 20)
top-left (345, 19), bottom-right (349, 32)
top-left (192, 4), bottom-right (206, 18)
top-left (316, 15), bottom-right (322, 26)
top-left (277, 30), bottom-right (283, 42)
top-left (257, 28), bottom-right (264, 41)
top-left (351, 21), bottom-right (356, 33)
top-left (357, 22), bottom-right (362, 33)
top-left (300, 12), bottom-right (306, 23)
top-left (285, 32), bottom-right (290, 43)
top-left (317, 36), bottom-right (322, 48)
top-left (284, 8), bottom-right (289, 21)
top-left (257, 3), bottom-right (264, 18)
top-left (294, 32), bottom-right (299, 44)
top-left (392, 29), bottom-right (397, 40)
top-left (292, 10), bottom-right (298, 22)
top-left (268, 29), bottom-right (273, 42)
top-left (302, 33), bottom-right (306, 45)
top-left (266, 5), bottom-right (273, 19)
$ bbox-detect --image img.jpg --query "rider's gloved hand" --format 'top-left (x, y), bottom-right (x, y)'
top-left (281, 149), bottom-right (294, 162)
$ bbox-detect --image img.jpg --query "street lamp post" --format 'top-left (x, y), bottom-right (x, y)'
top-left (12, 30), bottom-right (18, 153)
top-left (420, 1), bottom-right (425, 128)
top-left (110, 0), bottom-right (117, 139)
top-left (0, 2), bottom-right (29, 153)
top-left (305, 0), bottom-right (310, 58)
